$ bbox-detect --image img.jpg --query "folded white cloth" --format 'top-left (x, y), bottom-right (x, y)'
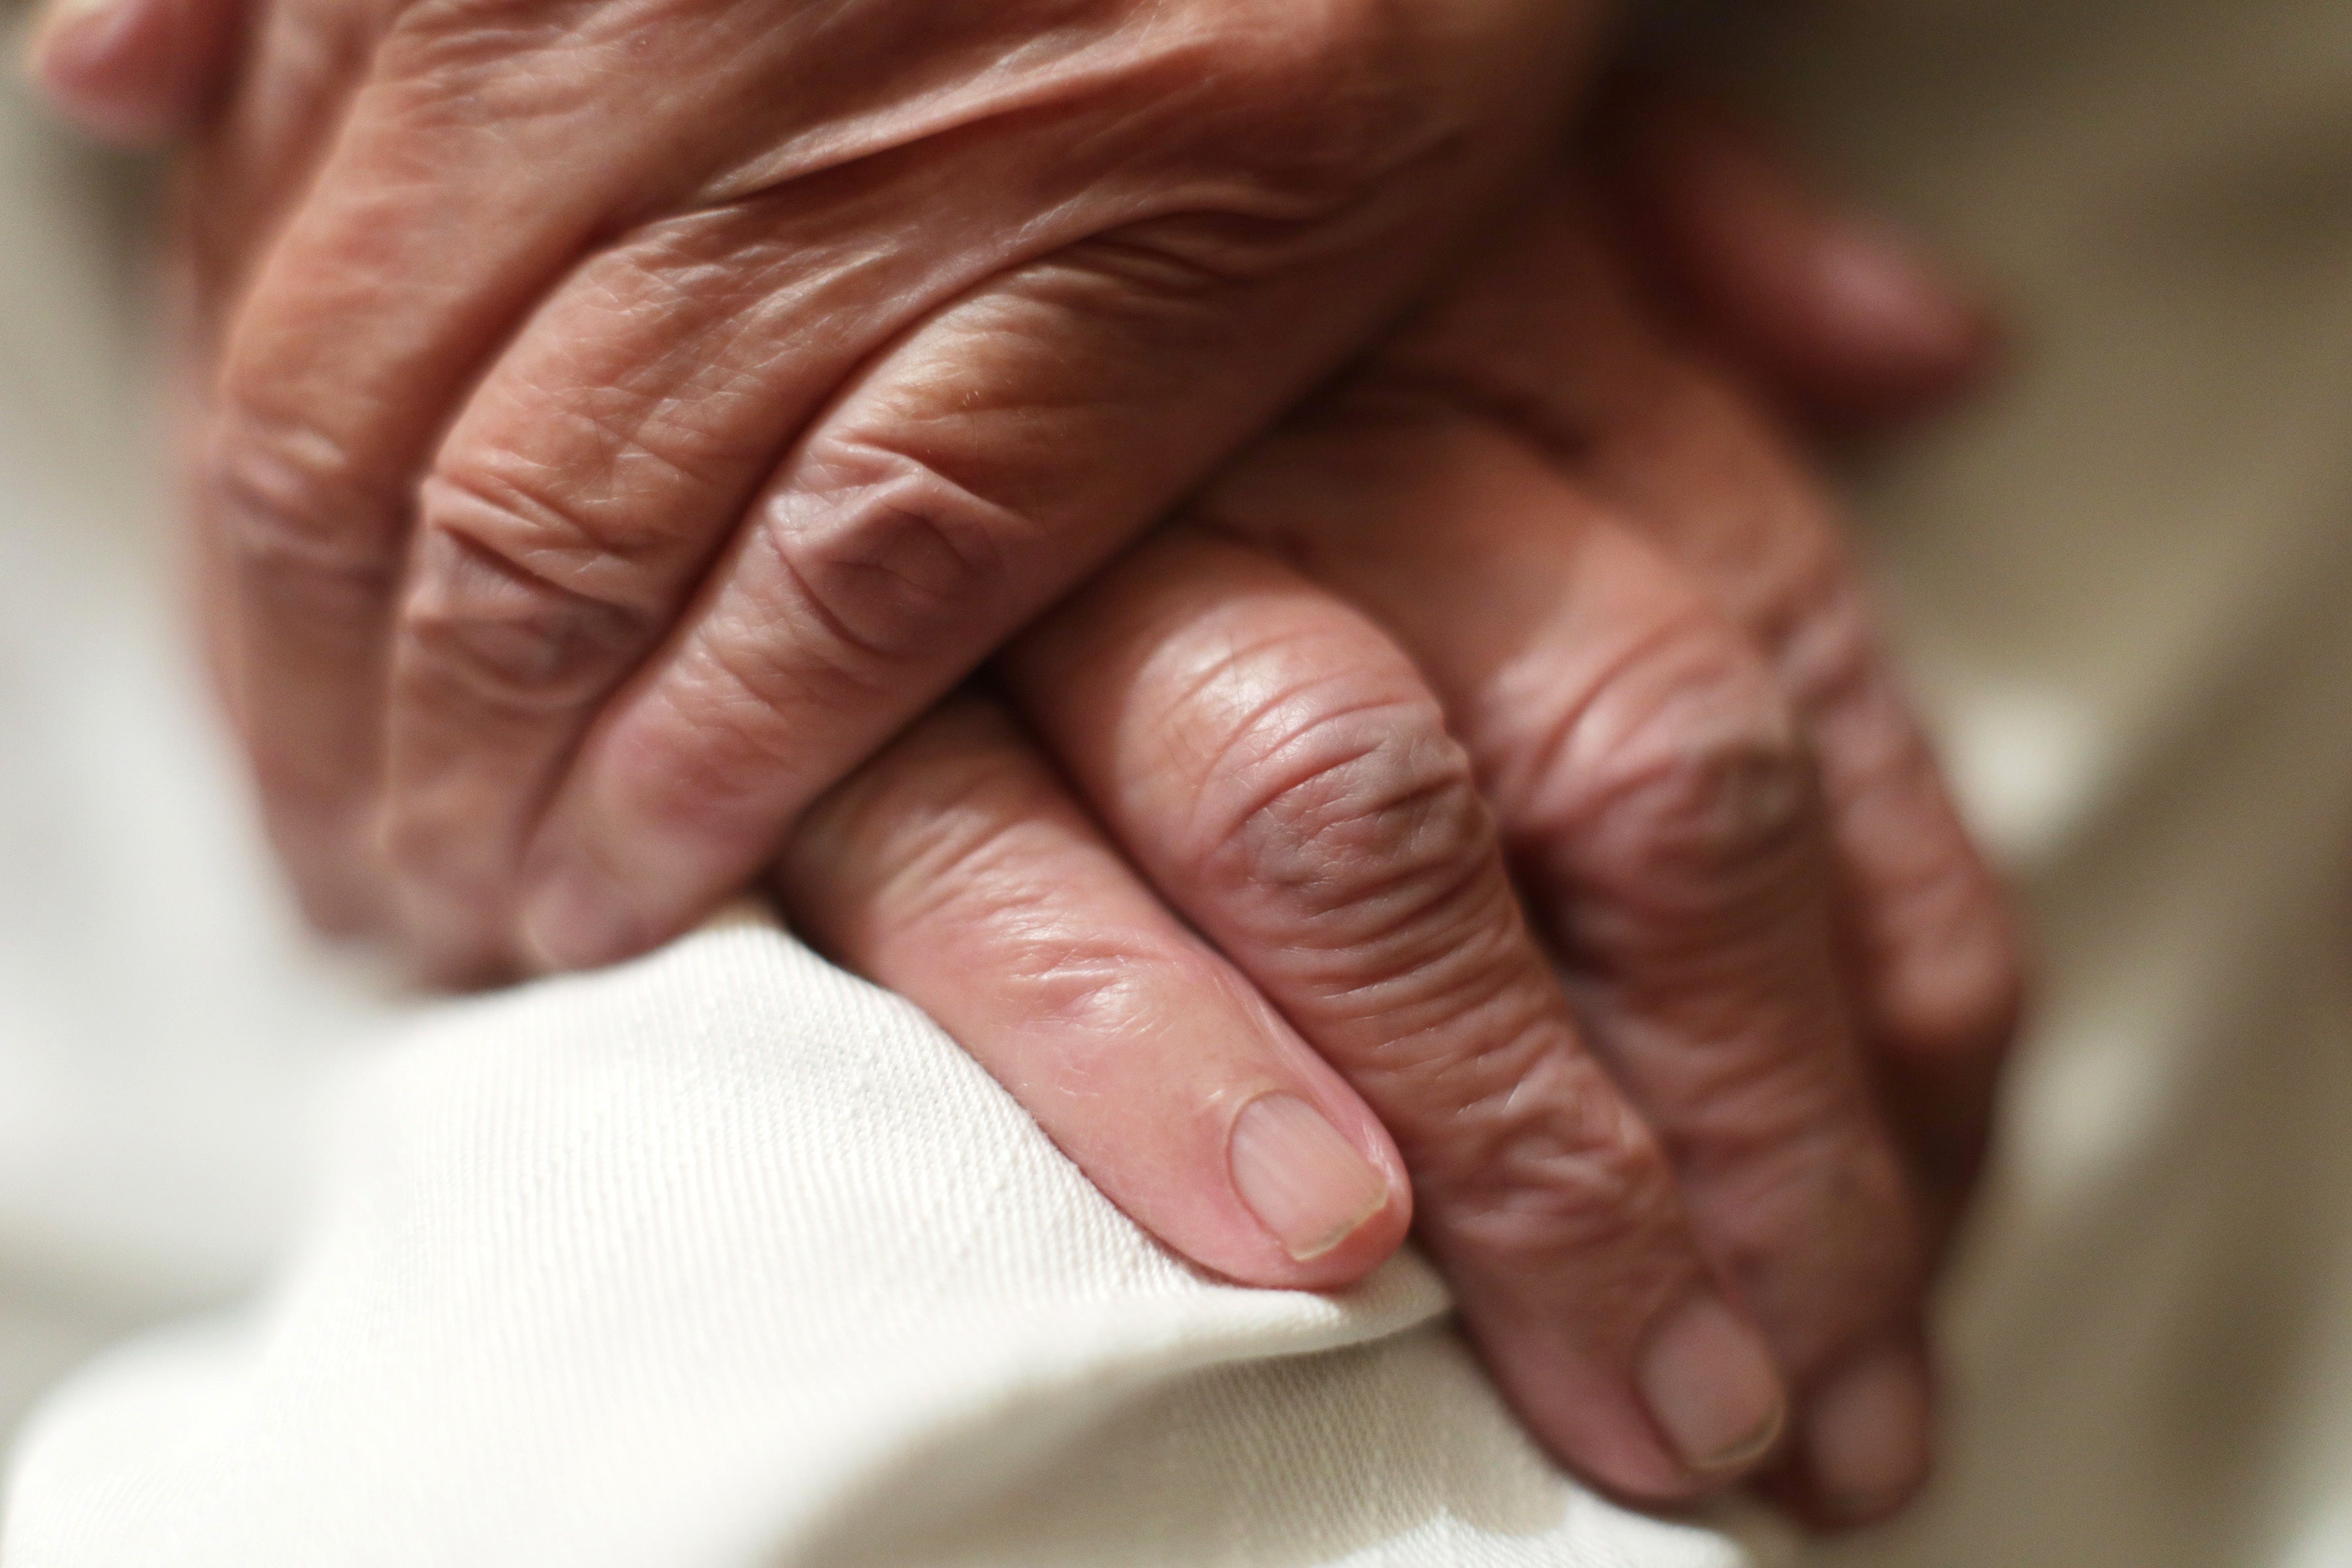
top-left (3, 913), bottom-right (1744, 1568)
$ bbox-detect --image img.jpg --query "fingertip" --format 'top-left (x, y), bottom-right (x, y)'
top-left (1636, 1294), bottom-right (1789, 1484)
top-left (1805, 218), bottom-right (2004, 418)
top-left (1606, 76), bottom-right (2005, 427)
top-left (1482, 1285), bottom-right (1788, 1510)
top-left (517, 856), bottom-right (654, 973)
top-left (1787, 1340), bottom-right (1936, 1529)
top-left (22, 0), bottom-right (223, 146)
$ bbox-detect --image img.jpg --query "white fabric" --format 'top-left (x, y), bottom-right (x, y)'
top-left (3, 915), bottom-right (1737, 1567)
top-left (0, 0), bottom-right (2348, 1562)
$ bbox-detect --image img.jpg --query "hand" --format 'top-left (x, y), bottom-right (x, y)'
top-left (28, 20), bottom-right (2020, 1520)
top-left (772, 137), bottom-right (2020, 1522)
top-left (35, 0), bottom-right (1609, 980)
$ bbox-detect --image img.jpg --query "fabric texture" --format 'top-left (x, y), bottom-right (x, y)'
top-left (3, 914), bottom-right (1740, 1567)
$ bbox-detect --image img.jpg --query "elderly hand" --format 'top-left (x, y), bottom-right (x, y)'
top-left (771, 125), bottom-right (2020, 1521)
top-left (34, 0), bottom-right (1609, 980)
top-left (29, 12), bottom-right (2018, 1523)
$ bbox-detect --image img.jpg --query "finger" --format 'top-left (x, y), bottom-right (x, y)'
top-left (196, 0), bottom-right (937, 928)
top-left (199, 84), bottom-right (632, 928)
top-left (1196, 404), bottom-right (1935, 1522)
top-left (374, 175), bottom-right (1064, 973)
top-left (1002, 530), bottom-right (1789, 1504)
top-left (508, 204), bottom-right (1490, 972)
top-left (1599, 79), bottom-right (2001, 429)
top-left (22, 0), bottom-right (240, 144)
top-left (1373, 188), bottom-right (2023, 1241)
top-left (772, 693), bottom-right (1411, 1291)
top-left (206, 78), bottom-right (1070, 938)
top-left (218, 0), bottom-right (1580, 966)
top-left (1537, 273), bottom-right (2023, 1248)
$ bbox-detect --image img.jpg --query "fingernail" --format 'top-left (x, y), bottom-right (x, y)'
top-left (1638, 1294), bottom-right (1788, 1475)
top-left (1229, 1094), bottom-right (1392, 1262)
top-left (519, 858), bottom-right (642, 973)
top-left (1803, 1343), bottom-right (1933, 1522)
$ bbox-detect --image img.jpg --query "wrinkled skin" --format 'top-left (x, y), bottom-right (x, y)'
top-left (780, 159), bottom-right (2022, 1520)
top-left (153, 0), bottom-right (1606, 975)
top-left (26, 0), bottom-right (2023, 1528)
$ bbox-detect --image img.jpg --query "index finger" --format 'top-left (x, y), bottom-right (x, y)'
top-left (774, 693), bottom-right (1413, 1292)
top-left (1001, 529), bottom-right (1792, 1503)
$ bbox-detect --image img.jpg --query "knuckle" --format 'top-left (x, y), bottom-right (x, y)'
top-left (1432, 1050), bottom-right (1684, 1264)
top-left (1166, 627), bottom-right (1582, 1067)
top-left (400, 472), bottom-right (651, 715)
top-left (209, 405), bottom-right (395, 609)
top-left (753, 440), bottom-right (1019, 681)
top-left (1539, 612), bottom-right (1813, 910)
top-left (1205, 685), bottom-right (1500, 931)
top-left (1703, 1128), bottom-right (1925, 1364)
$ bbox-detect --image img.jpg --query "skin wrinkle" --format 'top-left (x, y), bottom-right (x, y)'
top-left (1410, 263), bottom-right (2015, 1094)
top-left (796, 727), bottom-right (1158, 1014)
top-left (1536, 652), bottom-right (1806, 896)
top-left (397, 522), bottom-right (650, 713)
top-left (1480, 596), bottom-right (1710, 811)
top-left (1193, 698), bottom-right (1468, 890)
top-left (921, 894), bottom-right (1166, 1043)
top-left (436, 169), bottom-right (1030, 557)
top-left (1120, 619), bottom-right (1379, 775)
top-left (1316, 936), bottom-right (1554, 1070)
top-left (777, 694), bottom-right (1417, 1294)
top-left (1258, 863), bottom-right (1530, 1030)
top-left (1137, 271), bottom-right (1946, 1514)
top-left (998, 529), bottom-right (1759, 1494)
top-left (813, 730), bottom-right (1041, 917)
top-left (575, 0), bottom-right (1448, 221)
top-left (647, 602), bottom-right (897, 809)
top-left (583, 228), bottom-right (1319, 828)
top-left (744, 465), bottom-right (1024, 669)
top-left (416, 463), bottom-right (694, 612)
top-left (1252, 821), bottom-right (1505, 968)
top-left (210, 407), bottom-right (404, 582)
top-left (257, 99), bottom-right (1129, 818)
top-left (1597, 995), bottom-right (1858, 1173)
top-left (1426, 1051), bottom-right (1680, 1258)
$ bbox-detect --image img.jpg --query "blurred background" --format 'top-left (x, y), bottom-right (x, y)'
top-left (0, 1), bottom-right (2348, 1563)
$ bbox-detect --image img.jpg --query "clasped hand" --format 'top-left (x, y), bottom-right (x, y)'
top-left (31, 0), bottom-right (2022, 1525)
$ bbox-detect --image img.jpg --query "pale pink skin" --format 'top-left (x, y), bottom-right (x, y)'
top-left (29, 0), bottom-right (2020, 1525)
